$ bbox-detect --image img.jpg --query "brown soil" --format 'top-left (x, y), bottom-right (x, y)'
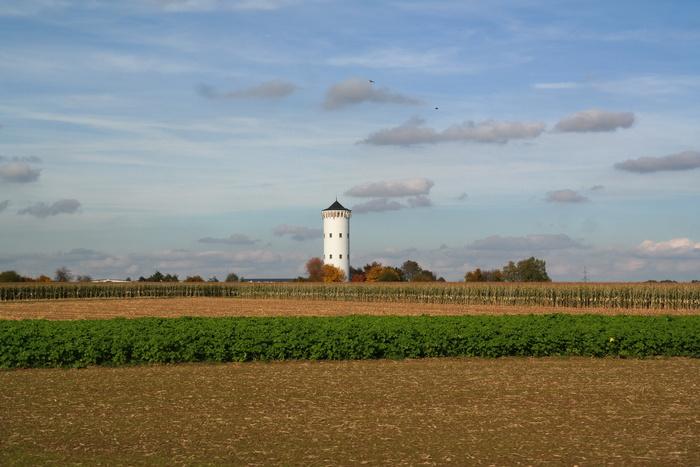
top-left (2, 358), bottom-right (699, 466)
top-left (1, 297), bottom-right (695, 320)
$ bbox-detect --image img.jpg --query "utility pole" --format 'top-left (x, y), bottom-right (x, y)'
top-left (582, 266), bottom-right (588, 283)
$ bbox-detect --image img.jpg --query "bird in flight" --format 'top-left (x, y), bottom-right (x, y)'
top-left (369, 79), bottom-right (374, 83)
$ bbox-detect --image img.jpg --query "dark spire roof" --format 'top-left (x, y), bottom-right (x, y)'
top-left (323, 200), bottom-right (350, 211)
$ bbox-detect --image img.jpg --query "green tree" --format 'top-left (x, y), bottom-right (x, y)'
top-left (414, 269), bottom-right (436, 281)
top-left (225, 272), bottom-right (240, 282)
top-left (399, 260), bottom-right (421, 281)
top-left (377, 267), bottom-right (401, 282)
top-left (502, 257), bottom-right (551, 282)
top-left (147, 271), bottom-right (164, 282)
top-left (0, 270), bottom-right (23, 282)
top-left (184, 275), bottom-right (204, 282)
top-left (76, 274), bottom-right (93, 282)
top-left (410, 273), bottom-right (433, 282)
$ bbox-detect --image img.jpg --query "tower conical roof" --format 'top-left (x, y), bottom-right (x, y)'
top-left (323, 200), bottom-right (350, 211)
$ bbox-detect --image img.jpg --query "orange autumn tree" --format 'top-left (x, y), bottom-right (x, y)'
top-left (321, 264), bottom-right (346, 282)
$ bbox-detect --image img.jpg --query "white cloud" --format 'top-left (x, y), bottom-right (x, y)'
top-left (614, 151), bottom-right (700, 173)
top-left (345, 178), bottom-right (434, 198)
top-left (323, 77), bottom-right (422, 110)
top-left (544, 189), bottom-right (590, 203)
top-left (17, 199), bottom-right (81, 218)
top-left (361, 116), bottom-right (545, 145)
top-left (0, 162), bottom-right (41, 183)
top-left (554, 110), bottom-right (635, 133)
top-left (635, 238), bottom-right (700, 258)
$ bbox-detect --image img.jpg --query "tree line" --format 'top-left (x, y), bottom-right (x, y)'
top-left (464, 257), bottom-right (551, 282)
top-left (296, 256), bottom-right (553, 283)
top-left (0, 268), bottom-right (245, 283)
top-left (293, 258), bottom-right (446, 283)
top-left (0, 258), bottom-right (549, 284)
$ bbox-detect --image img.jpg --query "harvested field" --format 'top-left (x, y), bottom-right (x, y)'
top-left (1, 297), bottom-right (697, 321)
top-left (2, 358), bottom-right (699, 465)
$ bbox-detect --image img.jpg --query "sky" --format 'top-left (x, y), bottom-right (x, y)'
top-left (1, 0), bottom-right (699, 282)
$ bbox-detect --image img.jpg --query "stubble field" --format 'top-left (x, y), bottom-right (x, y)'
top-left (2, 297), bottom-right (700, 465)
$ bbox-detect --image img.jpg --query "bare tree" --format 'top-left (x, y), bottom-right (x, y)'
top-left (54, 266), bottom-right (74, 282)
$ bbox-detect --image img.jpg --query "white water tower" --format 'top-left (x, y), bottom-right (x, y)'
top-left (322, 200), bottom-right (351, 281)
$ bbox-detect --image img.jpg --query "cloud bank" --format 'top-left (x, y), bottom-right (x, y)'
top-left (544, 189), bottom-right (590, 203)
top-left (614, 151), bottom-right (700, 173)
top-left (361, 116), bottom-right (545, 145)
top-left (635, 238), bottom-right (700, 258)
top-left (198, 234), bottom-right (258, 245)
top-left (345, 178), bottom-right (434, 197)
top-left (273, 224), bottom-right (323, 241)
top-left (17, 199), bottom-right (81, 218)
top-left (323, 77), bottom-right (422, 110)
top-left (351, 198), bottom-right (405, 213)
top-left (554, 110), bottom-right (635, 132)
top-left (469, 234), bottom-right (588, 251)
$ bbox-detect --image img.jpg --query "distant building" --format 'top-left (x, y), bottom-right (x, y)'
top-left (322, 200), bottom-right (351, 281)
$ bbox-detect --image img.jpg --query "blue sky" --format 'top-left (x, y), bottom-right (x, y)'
top-left (1, 0), bottom-right (699, 282)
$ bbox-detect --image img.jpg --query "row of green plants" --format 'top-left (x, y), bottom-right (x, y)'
top-left (1, 314), bottom-right (698, 368)
top-left (2, 282), bottom-right (700, 309)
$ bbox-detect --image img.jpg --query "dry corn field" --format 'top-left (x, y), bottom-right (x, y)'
top-left (2, 296), bottom-right (699, 321)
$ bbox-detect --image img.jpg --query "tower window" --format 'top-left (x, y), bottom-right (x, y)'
top-left (329, 254), bottom-right (332, 259)
top-left (339, 254), bottom-right (342, 259)
top-left (339, 233), bottom-right (342, 238)
top-left (329, 233), bottom-right (332, 238)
